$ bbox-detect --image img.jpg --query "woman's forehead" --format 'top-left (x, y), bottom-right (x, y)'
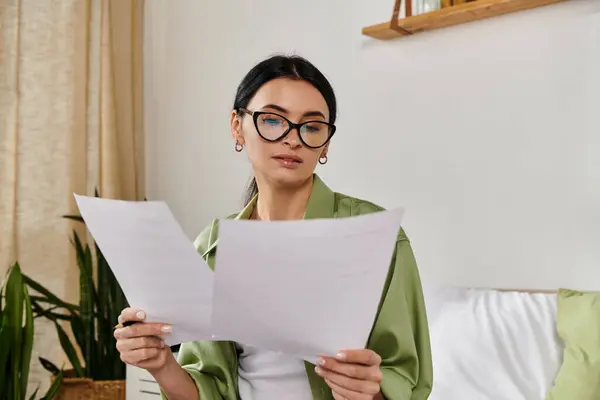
top-left (249, 78), bottom-right (329, 118)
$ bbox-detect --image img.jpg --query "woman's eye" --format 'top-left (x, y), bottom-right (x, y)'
top-left (264, 118), bottom-right (281, 125)
top-left (303, 124), bottom-right (324, 133)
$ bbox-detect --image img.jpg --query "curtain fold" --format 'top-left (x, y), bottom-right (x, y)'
top-left (0, 0), bottom-right (22, 271)
top-left (0, 0), bottom-right (144, 394)
top-left (99, 0), bottom-right (145, 201)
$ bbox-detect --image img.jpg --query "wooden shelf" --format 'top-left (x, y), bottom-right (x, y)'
top-left (362, 0), bottom-right (568, 40)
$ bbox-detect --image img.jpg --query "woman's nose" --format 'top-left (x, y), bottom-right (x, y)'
top-left (283, 128), bottom-right (302, 148)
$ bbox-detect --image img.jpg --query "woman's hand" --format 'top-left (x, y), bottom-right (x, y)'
top-left (315, 349), bottom-right (384, 400)
top-left (114, 307), bottom-right (174, 374)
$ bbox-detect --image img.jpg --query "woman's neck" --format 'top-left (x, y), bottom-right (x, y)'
top-left (252, 176), bottom-right (314, 221)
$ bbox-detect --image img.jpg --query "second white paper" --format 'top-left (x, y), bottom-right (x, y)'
top-left (210, 208), bottom-right (404, 364)
top-left (74, 194), bottom-right (215, 346)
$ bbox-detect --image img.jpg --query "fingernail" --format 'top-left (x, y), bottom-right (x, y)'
top-left (161, 325), bottom-right (172, 333)
top-left (336, 352), bottom-right (346, 360)
top-left (136, 311), bottom-right (146, 319)
top-left (317, 357), bottom-right (326, 366)
top-left (315, 366), bottom-right (323, 375)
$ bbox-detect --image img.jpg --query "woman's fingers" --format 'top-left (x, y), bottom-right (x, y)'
top-left (114, 322), bottom-right (171, 339)
top-left (335, 349), bottom-right (381, 366)
top-left (120, 347), bottom-right (162, 365)
top-left (316, 366), bottom-right (380, 395)
top-left (116, 336), bottom-right (165, 353)
top-left (318, 356), bottom-right (382, 382)
top-left (114, 307), bottom-right (174, 372)
top-left (118, 307), bottom-right (146, 325)
top-left (325, 378), bottom-right (371, 400)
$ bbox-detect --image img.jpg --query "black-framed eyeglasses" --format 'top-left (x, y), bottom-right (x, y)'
top-left (238, 108), bottom-right (336, 149)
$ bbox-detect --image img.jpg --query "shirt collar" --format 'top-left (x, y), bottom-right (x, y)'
top-left (303, 173), bottom-right (335, 220)
top-left (201, 174), bottom-right (335, 258)
top-left (235, 173), bottom-right (335, 221)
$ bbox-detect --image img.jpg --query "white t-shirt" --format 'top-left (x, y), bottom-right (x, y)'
top-left (236, 343), bottom-right (313, 400)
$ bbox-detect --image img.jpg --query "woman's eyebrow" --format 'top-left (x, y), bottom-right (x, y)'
top-left (261, 104), bottom-right (326, 120)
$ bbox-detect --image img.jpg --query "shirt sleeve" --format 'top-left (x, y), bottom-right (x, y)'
top-left (158, 339), bottom-right (236, 400)
top-left (172, 341), bottom-right (228, 399)
top-left (369, 230), bottom-right (434, 399)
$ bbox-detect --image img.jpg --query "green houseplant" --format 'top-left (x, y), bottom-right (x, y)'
top-left (23, 192), bottom-right (129, 399)
top-left (0, 262), bottom-right (63, 400)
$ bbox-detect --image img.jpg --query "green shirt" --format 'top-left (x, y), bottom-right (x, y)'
top-left (169, 174), bottom-right (433, 399)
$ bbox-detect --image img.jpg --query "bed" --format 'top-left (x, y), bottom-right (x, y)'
top-left (424, 285), bottom-right (599, 400)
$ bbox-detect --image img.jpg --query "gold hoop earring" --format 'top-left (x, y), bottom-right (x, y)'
top-left (235, 143), bottom-right (244, 152)
top-left (319, 155), bottom-right (328, 165)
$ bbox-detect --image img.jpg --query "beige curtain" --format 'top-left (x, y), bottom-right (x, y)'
top-left (0, 0), bottom-right (144, 393)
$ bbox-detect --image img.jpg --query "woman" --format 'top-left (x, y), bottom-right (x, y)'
top-left (114, 55), bottom-right (433, 400)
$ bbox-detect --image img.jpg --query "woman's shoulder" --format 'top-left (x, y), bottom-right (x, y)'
top-left (333, 191), bottom-right (385, 215)
top-left (333, 191), bottom-right (409, 242)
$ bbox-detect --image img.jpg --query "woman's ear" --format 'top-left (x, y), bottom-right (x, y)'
top-left (230, 110), bottom-right (245, 145)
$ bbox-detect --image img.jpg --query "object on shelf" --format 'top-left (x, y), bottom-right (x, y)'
top-left (414, 0), bottom-right (442, 14)
top-left (362, 0), bottom-right (568, 40)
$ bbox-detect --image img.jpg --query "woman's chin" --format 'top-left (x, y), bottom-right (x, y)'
top-left (267, 169), bottom-right (313, 189)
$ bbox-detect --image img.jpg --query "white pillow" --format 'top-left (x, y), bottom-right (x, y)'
top-left (421, 283), bottom-right (469, 324)
top-left (427, 288), bottom-right (563, 400)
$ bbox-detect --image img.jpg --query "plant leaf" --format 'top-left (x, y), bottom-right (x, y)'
top-left (0, 266), bottom-right (6, 320)
top-left (70, 314), bottom-right (86, 363)
top-left (6, 262), bottom-right (24, 400)
top-left (29, 295), bottom-right (79, 311)
top-left (73, 232), bottom-right (97, 305)
top-left (54, 320), bottom-right (84, 377)
top-left (107, 261), bottom-right (128, 380)
top-left (62, 214), bottom-right (84, 223)
top-left (74, 231), bottom-right (95, 378)
top-left (96, 241), bottom-right (111, 380)
top-left (41, 369), bottom-right (64, 400)
top-left (0, 313), bottom-right (10, 393)
top-left (28, 386), bottom-right (40, 400)
top-left (39, 356), bottom-right (61, 376)
top-left (21, 282), bottom-right (35, 396)
top-left (23, 275), bottom-right (79, 313)
top-left (30, 299), bottom-right (73, 322)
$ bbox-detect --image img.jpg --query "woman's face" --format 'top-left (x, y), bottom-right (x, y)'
top-left (231, 77), bottom-right (332, 189)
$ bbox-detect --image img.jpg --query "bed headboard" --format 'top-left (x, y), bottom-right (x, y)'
top-left (495, 288), bottom-right (558, 294)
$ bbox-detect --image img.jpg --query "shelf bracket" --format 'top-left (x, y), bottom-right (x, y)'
top-left (389, 0), bottom-right (413, 35)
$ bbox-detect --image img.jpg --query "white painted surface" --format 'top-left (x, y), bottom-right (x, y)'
top-left (143, 0), bottom-right (600, 292)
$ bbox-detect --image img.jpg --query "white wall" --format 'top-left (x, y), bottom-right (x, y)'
top-left (144, 0), bottom-right (600, 291)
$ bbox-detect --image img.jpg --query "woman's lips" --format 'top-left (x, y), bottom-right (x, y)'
top-left (272, 154), bottom-right (303, 168)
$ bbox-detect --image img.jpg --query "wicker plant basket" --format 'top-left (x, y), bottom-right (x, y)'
top-left (53, 377), bottom-right (125, 400)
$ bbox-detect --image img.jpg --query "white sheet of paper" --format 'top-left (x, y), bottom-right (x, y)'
top-left (210, 208), bottom-right (404, 364)
top-left (73, 194), bottom-right (214, 346)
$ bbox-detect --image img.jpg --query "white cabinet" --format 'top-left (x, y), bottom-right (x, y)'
top-left (126, 365), bottom-right (161, 399)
